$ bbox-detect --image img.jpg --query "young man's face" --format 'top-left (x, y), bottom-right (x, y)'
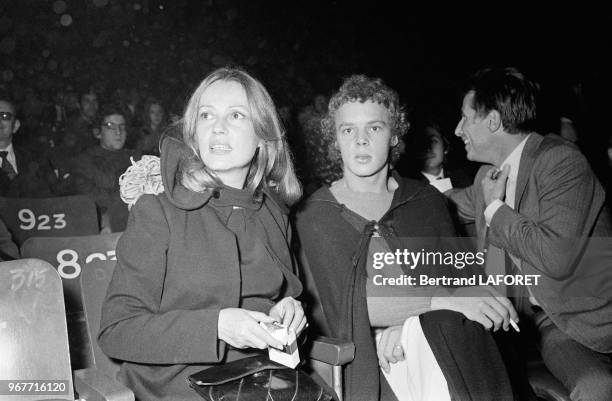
top-left (454, 91), bottom-right (496, 164)
top-left (334, 100), bottom-right (397, 180)
top-left (97, 114), bottom-right (127, 151)
top-left (0, 100), bottom-right (20, 145)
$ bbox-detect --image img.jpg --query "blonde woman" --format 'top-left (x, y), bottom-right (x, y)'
top-left (99, 67), bottom-right (306, 401)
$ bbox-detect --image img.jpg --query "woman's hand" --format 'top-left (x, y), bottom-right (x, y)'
top-left (269, 297), bottom-right (307, 335)
top-left (218, 308), bottom-right (285, 350)
top-left (431, 286), bottom-right (519, 331)
top-left (376, 325), bottom-right (404, 373)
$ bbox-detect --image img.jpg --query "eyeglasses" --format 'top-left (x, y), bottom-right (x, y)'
top-left (102, 121), bottom-right (127, 131)
top-left (0, 112), bottom-right (14, 121)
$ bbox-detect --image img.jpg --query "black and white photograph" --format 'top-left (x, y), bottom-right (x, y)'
top-left (1, 1), bottom-right (611, 400)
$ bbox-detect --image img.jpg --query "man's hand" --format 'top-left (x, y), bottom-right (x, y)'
top-left (376, 325), bottom-right (404, 373)
top-left (481, 165), bottom-right (510, 206)
top-left (431, 286), bottom-right (519, 332)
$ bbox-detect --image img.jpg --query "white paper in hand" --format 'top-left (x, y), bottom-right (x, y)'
top-left (260, 321), bottom-right (300, 368)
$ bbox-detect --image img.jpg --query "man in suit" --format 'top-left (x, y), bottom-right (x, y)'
top-left (0, 98), bottom-right (56, 197)
top-left (409, 123), bottom-right (472, 189)
top-left (446, 67), bottom-right (612, 401)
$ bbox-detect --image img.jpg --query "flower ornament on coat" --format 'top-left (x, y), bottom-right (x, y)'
top-left (119, 155), bottom-right (164, 209)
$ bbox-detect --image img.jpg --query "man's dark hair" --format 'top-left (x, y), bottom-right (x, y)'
top-left (0, 98), bottom-right (17, 117)
top-left (98, 104), bottom-right (126, 126)
top-left (467, 67), bottom-right (539, 134)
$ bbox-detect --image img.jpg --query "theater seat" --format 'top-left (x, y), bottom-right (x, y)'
top-left (21, 233), bottom-right (122, 371)
top-left (79, 259), bottom-right (124, 380)
top-left (0, 258), bottom-right (130, 401)
top-left (77, 260), bottom-right (134, 401)
top-left (20, 233), bottom-right (122, 316)
top-left (0, 195), bottom-right (99, 247)
top-left (528, 354), bottom-right (571, 401)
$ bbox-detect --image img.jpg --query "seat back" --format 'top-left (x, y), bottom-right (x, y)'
top-left (0, 195), bottom-right (99, 247)
top-left (80, 258), bottom-right (122, 379)
top-left (20, 233), bottom-right (122, 370)
top-left (0, 258), bottom-right (74, 400)
top-left (20, 233), bottom-right (122, 315)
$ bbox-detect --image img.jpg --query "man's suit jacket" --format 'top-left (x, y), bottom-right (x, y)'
top-left (448, 133), bottom-right (612, 353)
top-left (0, 146), bottom-right (55, 198)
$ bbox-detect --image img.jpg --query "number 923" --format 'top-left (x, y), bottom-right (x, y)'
top-left (18, 209), bottom-right (66, 230)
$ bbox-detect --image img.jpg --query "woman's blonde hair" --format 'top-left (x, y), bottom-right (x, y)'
top-left (179, 67), bottom-right (302, 205)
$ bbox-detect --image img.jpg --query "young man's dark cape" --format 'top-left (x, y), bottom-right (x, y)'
top-left (294, 172), bottom-right (458, 401)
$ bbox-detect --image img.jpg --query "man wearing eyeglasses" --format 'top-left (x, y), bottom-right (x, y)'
top-left (0, 98), bottom-right (56, 197)
top-left (71, 105), bottom-right (140, 232)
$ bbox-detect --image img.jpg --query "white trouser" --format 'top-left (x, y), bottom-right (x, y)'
top-left (376, 316), bottom-right (451, 401)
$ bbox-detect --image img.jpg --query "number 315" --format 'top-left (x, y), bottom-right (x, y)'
top-left (18, 209), bottom-right (66, 230)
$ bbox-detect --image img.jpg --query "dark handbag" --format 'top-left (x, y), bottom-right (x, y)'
top-left (187, 355), bottom-right (333, 401)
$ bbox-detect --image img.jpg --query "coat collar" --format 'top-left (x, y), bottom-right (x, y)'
top-left (305, 170), bottom-right (430, 209)
top-left (160, 135), bottom-right (288, 214)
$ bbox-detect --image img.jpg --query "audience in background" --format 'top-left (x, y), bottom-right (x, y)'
top-left (398, 121), bottom-right (475, 237)
top-left (123, 87), bottom-right (144, 129)
top-left (298, 94), bottom-right (340, 192)
top-left (133, 98), bottom-right (167, 156)
top-left (401, 121), bottom-right (472, 191)
top-left (64, 90), bottom-right (99, 153)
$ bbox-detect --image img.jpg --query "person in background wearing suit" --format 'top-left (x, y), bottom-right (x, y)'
top-left (0, 98), bottom-right (57, 198)
top-left (401, 122), bottom-right (476, 237)
top-left (410, 123), bottom-right (472, 190)
top-left (446, 67), bottom-right (612, 401)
